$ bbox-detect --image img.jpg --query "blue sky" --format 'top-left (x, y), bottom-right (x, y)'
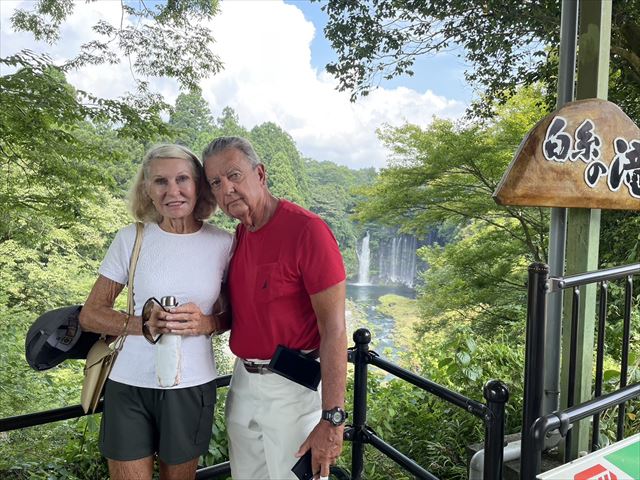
top-left (286, 0), bottom-right (474, 104)
top-left (1, 0), bottom-right (474, 169)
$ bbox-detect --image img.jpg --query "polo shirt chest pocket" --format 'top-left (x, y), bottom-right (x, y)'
top-left (254, 262), bottom-right (297, 303)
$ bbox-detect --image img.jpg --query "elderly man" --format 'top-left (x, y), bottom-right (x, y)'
top-left (202, 136), bottom-right (347, 480)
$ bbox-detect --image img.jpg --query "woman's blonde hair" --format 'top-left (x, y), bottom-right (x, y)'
top-left (128, 144), bottom-right (216, 223)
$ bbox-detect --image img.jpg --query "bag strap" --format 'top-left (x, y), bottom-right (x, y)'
top-left (127, 222), bottom-right (144, 317)
top-left (112, 222), bottom-right (144, 351)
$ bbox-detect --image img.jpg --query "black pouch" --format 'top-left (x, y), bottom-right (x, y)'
top-left (291, 450), bottom-right (313, 480)
top-left (268, 345), bottom-right (321, 391)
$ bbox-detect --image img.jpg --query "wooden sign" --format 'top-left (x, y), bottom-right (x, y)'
top-left (494, 99), bottom-right (640, 210)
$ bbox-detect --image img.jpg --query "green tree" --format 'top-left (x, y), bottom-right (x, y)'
top-left (250, 122), bottom-right (310, 206)
top-left (309, 183), bottom-right (357, 275)
top-left (0, 184), bottom-right (129, 476)
top-left (214, 107), bottom-right (250, 139)
top-left (319, 0), bottom-right (640, 122)
top-left (1, 0), bottom-right (223, 233)
top-left (9, 0), bottom-right (222, 90)
top-left (169, 88), bottom-right (215, 149)
top-left (268, 152), bottom-right (305, 205)
top-left (355, 86), bottom-right (550, 333)
top-left (306, 159), bottom-right (377, 276)
top-left (600, 211), bottom-right (640, 265)
top-left (358, 86), bottom-right (550, 258)
top-left (1, 67), bottom-right (118, 241)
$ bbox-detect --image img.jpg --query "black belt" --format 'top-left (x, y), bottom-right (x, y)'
top-left (242, 349), bottom-right (319, 375)
top-left (242, 361), bottom-right (272, 374)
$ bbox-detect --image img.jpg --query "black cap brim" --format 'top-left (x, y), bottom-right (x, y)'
top-left (25, 305), bottom-right (100, 371)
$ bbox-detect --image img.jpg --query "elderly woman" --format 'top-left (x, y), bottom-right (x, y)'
top-left (79, 144), bottom-right (232, 480)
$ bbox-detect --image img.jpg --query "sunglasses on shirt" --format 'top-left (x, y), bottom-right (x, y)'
top-left (141, 297), bottom-right (167, 345)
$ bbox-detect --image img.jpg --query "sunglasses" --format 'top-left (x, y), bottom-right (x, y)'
top-left (141, 297), bottom-right (167, 344)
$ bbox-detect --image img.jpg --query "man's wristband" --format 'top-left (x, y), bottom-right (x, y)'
top-left (321, 407), bottom-right (347, 426)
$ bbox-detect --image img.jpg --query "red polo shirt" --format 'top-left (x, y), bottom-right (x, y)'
top-left (228, 200), bottom-right (346, 359)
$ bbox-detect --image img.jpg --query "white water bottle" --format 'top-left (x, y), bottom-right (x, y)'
top-left (156, 296), bottom-right (181, 387)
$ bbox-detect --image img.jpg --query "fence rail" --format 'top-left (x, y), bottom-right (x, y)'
top-left (520, 262), bottom-right (640, 479)
top-left (0, 376), bottom-right (231, 433)
top-left (347, 328), bottom-right (508, 480)
top-left (1, 330), bottom-right (509, 480)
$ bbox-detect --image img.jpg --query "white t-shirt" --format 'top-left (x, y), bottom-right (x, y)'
top-left (99, 222), bottom-right (233, 389)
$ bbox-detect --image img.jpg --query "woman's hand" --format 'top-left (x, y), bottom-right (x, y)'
top-left (162, 303), bottom-right (220, 336)
top-left (144, 303), bottom-right (172, 337)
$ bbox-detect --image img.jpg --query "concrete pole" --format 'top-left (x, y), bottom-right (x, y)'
top-left (560, 0), bottom-right (611, 459)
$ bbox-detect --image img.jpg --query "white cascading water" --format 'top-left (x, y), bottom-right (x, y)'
top-left (356, 231), bottom-right (371, 285)
top-left (378, 234), bottom-right (417, 287)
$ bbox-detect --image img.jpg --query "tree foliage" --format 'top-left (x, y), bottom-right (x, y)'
top-left (1, 63), bottom-right (119, 237)
top-left (354, 86), bottom-right (551, 333)
top-left (250, 122), bottom-right (310, 206)
top-left (319, 0), bottom-right (640, 122)
top-left (1, 1), bottom-right (224, 238)
top-left (170, 88), bottom-right (215, 148)
top-left (306, 159), bottom-right (377, 276)
top-left (10, 0), bottom-right (222, 90)
top-left (357, 86), bottom-right (550, 258)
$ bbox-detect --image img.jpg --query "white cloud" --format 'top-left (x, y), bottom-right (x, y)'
top-left (1, 0), bottom-right (467, 170)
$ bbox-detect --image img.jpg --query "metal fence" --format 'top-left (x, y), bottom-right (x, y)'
top-left (520, 262), bottom-right (640, 479)
top-left (1, 329), bottom-right (509, 479)
top-left (347, 328), bottom-right (509, 480)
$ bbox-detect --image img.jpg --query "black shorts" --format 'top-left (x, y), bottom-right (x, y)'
top-left (99, 379), bottom-right (216, 464)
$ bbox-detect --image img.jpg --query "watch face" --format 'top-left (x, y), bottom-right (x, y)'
top-left (323, 407), bottom-right (346, 425)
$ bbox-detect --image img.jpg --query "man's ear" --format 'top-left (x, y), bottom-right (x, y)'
top-left (256, 163), bottom-right (267, 185)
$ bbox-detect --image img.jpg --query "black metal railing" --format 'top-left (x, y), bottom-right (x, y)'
top-left (520, 262), bottom-right (640, 479)
top-left (0, 375), bottom-right (233, 479)
top-left (1, 376), bottom-right (232, 432)
top-left (347, 328), bottom-right (509, 480)
top-left (529, 383), bottom-right (640, 468)
top-left (1, 328), bottom-right (509, 479)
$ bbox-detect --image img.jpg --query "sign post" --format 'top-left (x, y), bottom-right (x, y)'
top-left (496, 0), bottom-right (639, 471)
top-left (561, 0), bottom-right (611, 458)
top-left (544, 0), bottom-right (578, 418)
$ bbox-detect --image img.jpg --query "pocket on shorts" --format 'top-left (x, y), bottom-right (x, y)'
top-left (98, 380), bottom-right (113, 450)
top-left (194, 382), bottom-right (217, 445)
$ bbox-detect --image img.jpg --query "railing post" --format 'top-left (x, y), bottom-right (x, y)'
top-left (565, 285), bottom-right (581, 459)
top-left (483, 380), bottom-right (509, 480)
top-left (351, 328), bottom-right (371, 480)
top-left (592, 281), bottom-right (608, 450)
top-left (617, 275), bottom-right (633, 440)
top-left (521, 262), bottom-right (549, 479)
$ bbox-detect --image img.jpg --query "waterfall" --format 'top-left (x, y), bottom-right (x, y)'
top-left (378, 234), bottom-right (417, 287)
top-left (357, 232), bottom-right (371, 285)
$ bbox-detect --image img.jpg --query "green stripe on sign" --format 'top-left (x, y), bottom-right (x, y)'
top-left (604, 440), bottom-right (640, 478)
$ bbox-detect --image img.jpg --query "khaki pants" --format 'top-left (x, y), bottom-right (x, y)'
top-left (226, 358), bottom-right (322, 479)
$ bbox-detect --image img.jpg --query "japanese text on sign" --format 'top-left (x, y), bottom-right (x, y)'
top-left (543, 116), bottom-right (640, 198)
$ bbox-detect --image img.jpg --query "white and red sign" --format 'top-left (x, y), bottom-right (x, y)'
top-left (537, 434), bottom-right (639, 480)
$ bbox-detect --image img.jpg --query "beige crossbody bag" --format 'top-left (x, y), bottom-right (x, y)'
top-left (81, 222), bottom-right (144, 414)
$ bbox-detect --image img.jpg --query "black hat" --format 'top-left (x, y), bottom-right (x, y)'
top-left (25, 305), bottom-right (100, 371)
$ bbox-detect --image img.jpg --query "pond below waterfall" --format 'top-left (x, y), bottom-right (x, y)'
top-left (346, 283), bottom-right (416, 358)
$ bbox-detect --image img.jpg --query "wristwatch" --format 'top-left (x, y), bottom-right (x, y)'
top-left (321, 407), bottom-right (348, 426)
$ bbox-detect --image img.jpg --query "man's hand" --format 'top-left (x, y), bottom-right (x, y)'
top-left (295, 420), bottom-right (344, 479)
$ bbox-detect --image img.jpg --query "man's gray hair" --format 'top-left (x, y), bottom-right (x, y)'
top-left (202, 136), bottom-right (261, 167)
